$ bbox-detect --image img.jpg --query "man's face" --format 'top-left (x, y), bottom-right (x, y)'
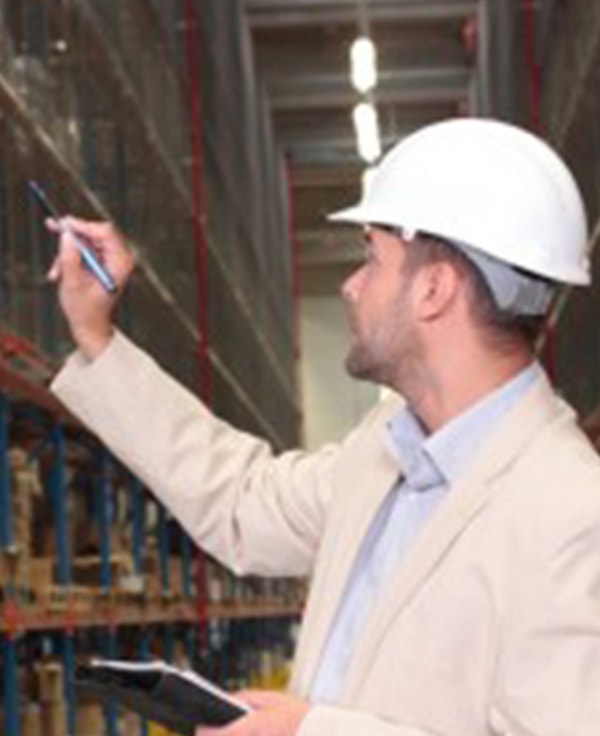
top-left (341, 226), bottom-right (423, 389)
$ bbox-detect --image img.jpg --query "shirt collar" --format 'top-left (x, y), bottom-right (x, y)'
top-left (387, 361), bottom-right (543, 490)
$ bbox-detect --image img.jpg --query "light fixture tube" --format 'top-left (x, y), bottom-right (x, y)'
top-left (353, 101), bottom-right (381, 163)
top-left (350, 37), bottom-right (377, 93)
top-left (361, 166), bottom-right (378, 197)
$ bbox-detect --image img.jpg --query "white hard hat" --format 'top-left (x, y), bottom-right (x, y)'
top-left (330, 118), bottom-right (590, 286)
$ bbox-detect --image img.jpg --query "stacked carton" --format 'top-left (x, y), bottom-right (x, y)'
top-left (36, 661), bottom-right (67, 736)
top-left (75, 700), bottom-right (105, 736)
top-left (5, 449), bottom-right (42, 592)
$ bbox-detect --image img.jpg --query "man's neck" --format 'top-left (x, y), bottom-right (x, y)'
top-left (399, 350), bottom-right (535, 434)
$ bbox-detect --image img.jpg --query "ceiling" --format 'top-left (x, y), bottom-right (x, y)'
top-left (246, 0), bottom-right (479, 294)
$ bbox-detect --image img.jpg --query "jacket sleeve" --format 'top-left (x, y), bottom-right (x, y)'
top-left (51, 331), bottom-right (344, 578)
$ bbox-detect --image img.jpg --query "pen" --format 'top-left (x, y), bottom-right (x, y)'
top-left (28, 180), bottom-right (118, 293)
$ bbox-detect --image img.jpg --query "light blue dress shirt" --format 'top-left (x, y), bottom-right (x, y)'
top-left (310, 362), bottom-right (542, 704)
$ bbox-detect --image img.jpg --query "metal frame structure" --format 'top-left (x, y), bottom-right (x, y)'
top-left (0, 1), bottom-right (303, 733)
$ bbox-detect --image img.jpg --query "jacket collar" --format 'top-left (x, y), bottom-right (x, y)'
top-left (341, 370), bottom-right (570, 698)
top-left (292, 371), bottom-right (570, 697)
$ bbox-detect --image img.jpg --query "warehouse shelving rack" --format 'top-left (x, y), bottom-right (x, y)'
top-left (477, 1), bottom-right (600, 412)
top-left (0, 339), bottom-right (303, 735)
top-left (0, 1), bottom-right (304, 734)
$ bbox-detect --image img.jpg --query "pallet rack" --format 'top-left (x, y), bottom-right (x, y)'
top-left (477, 1), bottom-right (600, 409)
top-left (0, 1), bottom-right (303, 734)
top-left (0, 332), bottom-right (304, 735)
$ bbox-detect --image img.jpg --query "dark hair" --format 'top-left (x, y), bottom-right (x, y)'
top-left (401, 233), bottom-right (545, 348)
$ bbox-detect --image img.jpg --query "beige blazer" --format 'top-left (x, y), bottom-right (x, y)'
top-left (52, 332), bottom-right (600, 736)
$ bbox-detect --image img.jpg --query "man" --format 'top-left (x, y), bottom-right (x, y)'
top-left (49, 119), bottom-right (600, 736)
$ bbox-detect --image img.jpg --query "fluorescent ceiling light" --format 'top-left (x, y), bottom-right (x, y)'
top-left (353, 102), bottom-right (381, 163)
top-left (361, 166), bottom-right (378, 197)
top-left (350, 37), bottom-right (377, 93)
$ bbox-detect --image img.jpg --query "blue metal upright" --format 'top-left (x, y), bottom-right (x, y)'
top-left (102, 628), bottom-right (119, 736)
top-left (0, 395), bottom-right (17, 733)
top-left (163, 624), bottom-right (175, 663)
top-left (130, 476), bottom-right (145, 576)
top-left (184, 626), bottom-right (195, 666)
top-left (96, 451), bottom-right (113, 591)
top-left (95, 452), bottom-right (119, 735)
top-left (48, 425), bottom-right (77, 734)
top-left (181, 532), bottom-right (193, 599)
top-left (48, 426), bottom-right (71, 586)
top-left (61, 634), bottom-right (76, 736)
top-left (1, 635), bottom-right (20, 736)
top-left (139, 627), bottom-right (151, 662)
top-left (157, 505), bottom-right (170, 595)
top-left (139, 627), bottom-right (150, 736)
top-left (0, 394), bottom-right (21, 736)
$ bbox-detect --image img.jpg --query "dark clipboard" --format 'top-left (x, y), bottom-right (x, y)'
top-left (75, 659), bottom-right (251, 736)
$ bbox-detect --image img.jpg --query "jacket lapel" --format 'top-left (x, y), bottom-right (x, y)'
top-left (291, 398), bottom-right (406, 694)
top-left (342, 374), bottom-right (568, 698)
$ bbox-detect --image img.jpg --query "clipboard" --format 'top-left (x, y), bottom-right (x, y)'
top-left (75, 658), bottom-right (251, 735)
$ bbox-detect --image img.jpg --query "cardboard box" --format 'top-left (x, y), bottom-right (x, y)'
top-left (36, 662), bottom-right (64, 704)
top-left (40, 701), bottom-right (67, 736)
top-left (75, 701), bottom-right (105, 736)
top-left (29, 557), bottom-right (53, 590)
top-left (21, 703), bottom-right (42, 736)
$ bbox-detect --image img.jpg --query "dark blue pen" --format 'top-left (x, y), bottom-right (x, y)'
top-left (28, 181), bottom-right (118, 293)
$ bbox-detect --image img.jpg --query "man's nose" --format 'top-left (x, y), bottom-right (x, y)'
top-left (340, 266), bottom-right (365, 302)
top-left (341, 268), bottom-right (362, 302)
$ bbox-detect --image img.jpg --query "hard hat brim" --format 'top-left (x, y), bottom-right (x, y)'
top-left (327, 205), bottom-right (365, 224)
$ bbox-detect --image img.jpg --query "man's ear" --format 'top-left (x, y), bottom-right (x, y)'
top-left (413, 262), bottom-right (461, 320)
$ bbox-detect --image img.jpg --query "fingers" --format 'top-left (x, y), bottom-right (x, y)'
top-left (46, 255), bottom-right (61, 282)
top-left (42, 225), bottom-right (84, 286)
top-left (63, 217), bottom-right (134, 283)
top-left (232, 690), bottom-right (282, 709)
top-left (194, 692), bottom-right (308, 736)
top-left (45, 217), bottom-right (61, 233)
top-left (59, 227), bottom-right (90, 287)
top-left (44, 215), bottom-right (125, 257)
top-left (44, 215), bottom-right (134, 291)
top-left (62, 216), bottom-right (121, 247)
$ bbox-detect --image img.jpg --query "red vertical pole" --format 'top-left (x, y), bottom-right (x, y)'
top-left (182, 0), bottom-right (209, 653)
top-left (522, 0), bottom-right (541, 134)
top-left (183, 0), bottom-right (211, 404)
top-left (285, 157), bottom-right (304, 443)
top-left (286, 160), bottom-right (301, 361)
top-left (523, 0), bottom-right (555, 382)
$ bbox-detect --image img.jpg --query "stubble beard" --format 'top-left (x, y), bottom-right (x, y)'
top-left (345, 341), bottom-right (380, 382)
top-left (345, 311), bottom-right (423, 393)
